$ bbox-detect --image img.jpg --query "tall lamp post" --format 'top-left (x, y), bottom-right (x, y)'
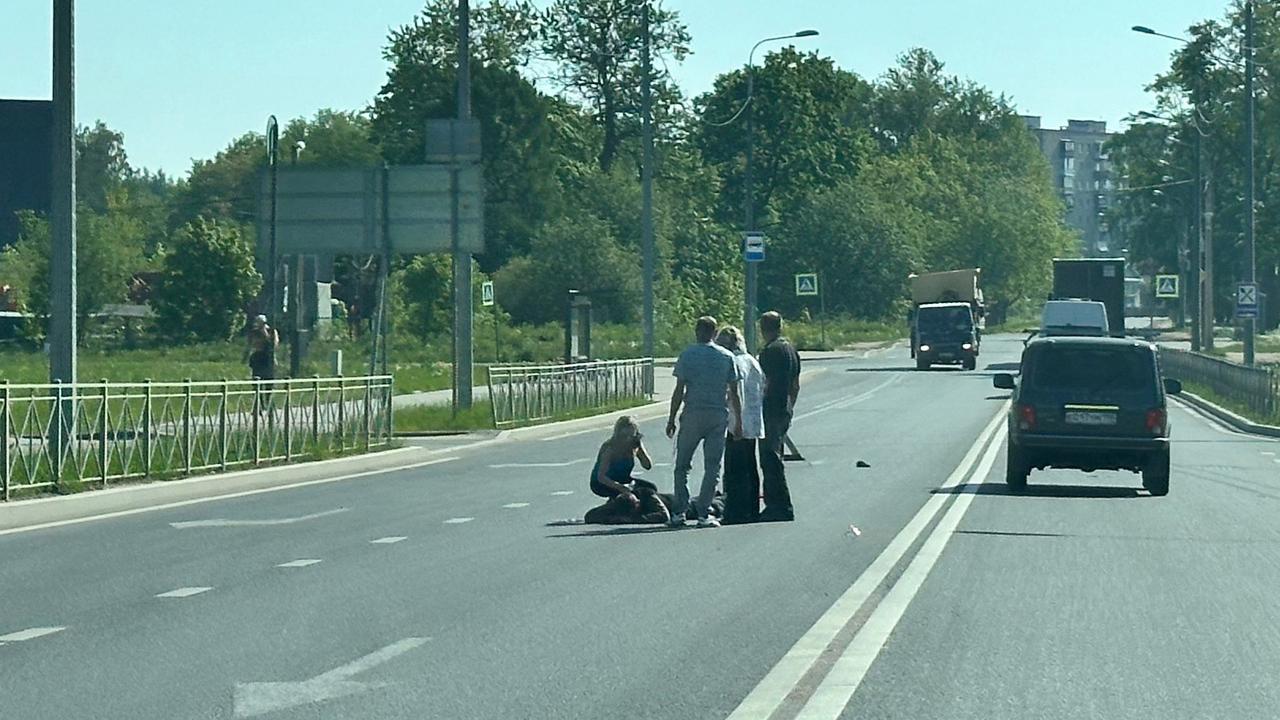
top-left (1136, 110), bottom-right (1205, 352)
top-left (265, 116), bottom-right (279, 327)
top-left (1134, 12), bottom-right (1257, 363)
top-left (709, 29), bottom-right (819, 353)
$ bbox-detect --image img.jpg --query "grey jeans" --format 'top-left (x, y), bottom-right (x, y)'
top-left (672, 407), bottom-right (729, 519)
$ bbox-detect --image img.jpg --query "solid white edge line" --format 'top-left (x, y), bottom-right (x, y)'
top-left (0, 626), bottom-right (67, 642)
top-left (0, 457), bottom-right (460, 538)
top-left (793, 423), bottom-right (1007, 720)
top-left (724, 402), bottom-right (1008, 720)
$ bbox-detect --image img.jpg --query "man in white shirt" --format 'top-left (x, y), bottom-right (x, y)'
top-left (716, 326), bottom-right (764, 524)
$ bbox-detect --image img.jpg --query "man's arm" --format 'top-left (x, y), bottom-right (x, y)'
top-left (788, 352), bottom-right (801, 412)
top-left (729, 380), bottom-right (743, 437)
top-left (666, 379), bottom-right (686, 438)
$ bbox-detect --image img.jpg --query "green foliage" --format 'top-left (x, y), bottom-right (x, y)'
top-left (151, 219), bottom-right (261, 343)
top-left (0, 201), bottom-right (146, 343)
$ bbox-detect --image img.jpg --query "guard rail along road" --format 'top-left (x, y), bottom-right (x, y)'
top-left (486, 358), bottom-right (655, 428)
top-left (1160, 347), bottom-right (1278, 418)
top-left (0, 375), bottom-right (394, 501)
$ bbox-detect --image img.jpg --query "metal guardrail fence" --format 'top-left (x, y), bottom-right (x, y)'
top-left (1161, 348), bottom-right (1278, 418)
top-left (1, 375), bottom-right (393, 501)
top-left (486, 358), bottom-right (654, 428)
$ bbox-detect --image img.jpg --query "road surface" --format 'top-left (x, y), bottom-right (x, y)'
top-left (2, 335), bottom-right (1277, 719)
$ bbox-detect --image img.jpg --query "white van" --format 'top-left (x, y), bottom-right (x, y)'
top-left (1039, 299), bottom-right (1110, 337)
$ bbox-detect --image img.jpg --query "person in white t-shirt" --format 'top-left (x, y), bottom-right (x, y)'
top-left (716, 326), bottom-right (764, 524)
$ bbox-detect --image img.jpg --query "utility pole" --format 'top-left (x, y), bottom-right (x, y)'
top-left (1205, 172), bottom-right (1216, 351)
top-left (452, 0), bottom-right (474, 410)
top-left (50, 0), bottom-right (77, 388)
top-left (1191, 125), bottom-right (1203, 352)
top-left (640, 1), bottom-right (656, 374)
top-left (266, 116), bottom-right (279, 326)
top-left (1243, 0), bottom-right (1257, 365)
top-left (744, 67), bottom-right (758, 353)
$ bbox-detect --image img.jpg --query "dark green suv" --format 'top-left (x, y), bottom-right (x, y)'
top-left (992, 337), bottom-right (1181, 496)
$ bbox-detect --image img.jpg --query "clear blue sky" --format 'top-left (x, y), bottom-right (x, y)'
top-left (1, 0), bottom-right (1229, 177)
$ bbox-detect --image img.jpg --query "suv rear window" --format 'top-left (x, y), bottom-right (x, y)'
top-left (1026, 345), bottom-right (1156, 394)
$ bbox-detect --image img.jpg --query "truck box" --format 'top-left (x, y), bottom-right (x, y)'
top-left (1051, 258), bottom-right (1125, 338)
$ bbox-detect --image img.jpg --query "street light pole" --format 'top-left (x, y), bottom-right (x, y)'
top-left (1243, 0), bottom-right (1257, 365)
top-left (50, 0), bottom-right (76, 388)
top-left (738, 30), bottom-right (818, 353)
top-left (641, 1), bottom-right (655, 366)
top-left (266, 116), bottom-right (279, 327)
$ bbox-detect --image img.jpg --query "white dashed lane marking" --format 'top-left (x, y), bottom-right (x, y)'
top-left (156, 587), bottom-right (212, 598)
top-left (0, 627), bottom-right (66, 643)
top-left (550, 491), bottom-right (575, 496)
top-left (277, 559), bottom-right (322, 568)
top-left (371, 536), bottom-right (407, 544)
top-left (502, 503), bottom-right (531, 509)
top-left (443, 517), bottom-right (474, 524)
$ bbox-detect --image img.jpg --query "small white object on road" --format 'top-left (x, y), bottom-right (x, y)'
top-left (443, 517), bottom-right (474, 524)
top-left (0, 626), bottom-right (66, 643)
top-left (550, 490), bottom-right (575, 496)
top-left (277, 559), bottom-right (323, 568)
top-left (156, 587), bottom-right (213, 598)
top-left (370, 536), bottom-right (407, 544)
top-left (233, 637), bottom-right (430, 718)
top-left (502, 502), bottom-right (531, 509)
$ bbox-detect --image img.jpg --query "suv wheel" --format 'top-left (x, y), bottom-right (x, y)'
top-left (916, 356), bottom-right (930, 371)
top-left (962, 357), bottom-right (977, 371)
top-left (1005, 440), bottom-right (1029, 490)
top-left (1142, 447), bottom-right (1170, 496)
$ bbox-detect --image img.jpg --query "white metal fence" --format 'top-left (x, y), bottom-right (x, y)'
top-left (1161, 347), bottom-right (1278, 419)
top-left (486, 359), bottom-right (654, 428)
top-left (0, 375), bottom-right (393, 500)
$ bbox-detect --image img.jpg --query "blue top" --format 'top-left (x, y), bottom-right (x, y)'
top-left (673, 342), bottom-right (740, 413)
top-left (590, 451), bottom-right (636, 486)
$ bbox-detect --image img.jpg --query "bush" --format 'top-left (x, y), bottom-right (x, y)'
top-left (151, 219), bottom-right (261, 343)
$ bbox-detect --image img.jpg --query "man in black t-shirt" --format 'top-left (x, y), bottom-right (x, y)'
top-left (757, 311), bottom-right (800, 521)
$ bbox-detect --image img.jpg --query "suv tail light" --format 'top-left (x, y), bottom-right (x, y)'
top-left (1017, 403), bottom-right (1037, 431)
top-left (1145, 408), bottom-right (1167, 435)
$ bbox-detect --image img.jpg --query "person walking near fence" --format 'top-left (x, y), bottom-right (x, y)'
top-left (666, 316), bottom-right (743, 529)
top-left (716, 326), bottom-right (764, 524)
top-left (246, 315), bottom-right (279, 380)
top-left (758, 311), bottom-right (800, 522)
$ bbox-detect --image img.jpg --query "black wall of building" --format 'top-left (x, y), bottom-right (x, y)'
top-left (0, 99), bottom-right (53, 248)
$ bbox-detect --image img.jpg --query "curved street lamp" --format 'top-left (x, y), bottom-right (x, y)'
top-left (708, 29), bottom-right (820, 352)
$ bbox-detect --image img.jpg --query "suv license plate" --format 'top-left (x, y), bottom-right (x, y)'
top-left (1065, 411), bottom-right (1116, 426)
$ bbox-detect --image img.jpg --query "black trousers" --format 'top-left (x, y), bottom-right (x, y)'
top-left (722, 435), bottom-right (760, 524)
top-left (760, 412), bottom-right (794, 518)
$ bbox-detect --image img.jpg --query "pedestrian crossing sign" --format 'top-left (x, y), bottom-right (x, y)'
top-left (795, 273), bottom-right (819, 297)
top-left (1155, 274), bottom-right (1179, 299)
top-left (481, 281), bottom-right (495, 307)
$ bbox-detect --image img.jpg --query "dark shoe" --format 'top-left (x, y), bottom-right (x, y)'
top-left (757, 508), bottom-right (795, 523)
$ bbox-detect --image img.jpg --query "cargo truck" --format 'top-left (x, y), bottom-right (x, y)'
top-left (1051, 258), bottom-right (1126, 338)
top-left (908, 268), bottom-right (984, 371)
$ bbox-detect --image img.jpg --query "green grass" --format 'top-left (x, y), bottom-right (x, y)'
top-left (1183, 381), bottom-right (1280, 426)
top-left (393, 396), bottom-right (653, 433)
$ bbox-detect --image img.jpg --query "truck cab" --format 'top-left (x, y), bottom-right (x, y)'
top-left (913, 302), bottom-right (979, 371)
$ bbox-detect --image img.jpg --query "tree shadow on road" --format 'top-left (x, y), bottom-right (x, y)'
top-left (933, 483), bottom-right (1144, 499)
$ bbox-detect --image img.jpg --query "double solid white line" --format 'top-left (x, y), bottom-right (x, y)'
top-left (728, 402), bottom-right (1008, 720)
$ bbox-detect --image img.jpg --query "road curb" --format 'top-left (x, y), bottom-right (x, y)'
top-left (1175, 391), bottom-right (1280, 438)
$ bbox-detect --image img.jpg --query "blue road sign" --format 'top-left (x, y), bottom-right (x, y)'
top-left (744, 232), bottom-right (766, 262)
top-left (1236, 282), bottom-right (1259, 319)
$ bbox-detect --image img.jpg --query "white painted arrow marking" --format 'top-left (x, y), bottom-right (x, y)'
top-left (234, 637), bottom-right (429, 718)
top-left (0, 626), bottom-right (66, 643)
top-left (170, 508), bottom-right (348, 529)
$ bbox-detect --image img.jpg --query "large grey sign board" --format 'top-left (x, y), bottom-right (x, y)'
top-left (259, 165), bottom-right (484, 255)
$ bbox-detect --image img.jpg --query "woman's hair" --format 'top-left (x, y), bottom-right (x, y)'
top-left (607, 415), bottom-right (642, 453)
top-left (716, 326), bottom-right (743, 353)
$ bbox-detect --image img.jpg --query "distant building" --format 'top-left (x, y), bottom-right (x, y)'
top-left (0, 99), bottom-right (53, 248)
top-left (1023, 116), bottom-right (1117, 257)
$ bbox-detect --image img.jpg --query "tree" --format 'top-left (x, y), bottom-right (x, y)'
top-left (281, 110), bottom-right (382, 168)
top-left (541, 0), bottom-right (690, 172)
top-left (76, 121), bottom-right (131, 213)
top-left (694, 47), bottom-right (876, 226)
top-left (151, 219), bottom-right (261, 343)
top-left (372, 11), bottom-right (564, 272)
top-left (0, 200), bottom-right (146, 344)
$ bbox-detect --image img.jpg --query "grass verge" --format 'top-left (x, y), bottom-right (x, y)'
top-left (1182, 381), bottom-right (1280, 427)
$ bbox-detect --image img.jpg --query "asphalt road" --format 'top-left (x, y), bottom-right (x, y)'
top-left (2, 335), bottom-right (1276, 719)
